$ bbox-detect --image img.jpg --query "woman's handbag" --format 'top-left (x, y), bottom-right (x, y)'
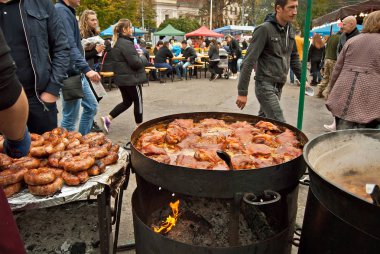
top-left (62, 75), bottom-right (84, 101)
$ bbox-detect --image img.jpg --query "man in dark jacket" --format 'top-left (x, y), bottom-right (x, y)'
top-left (236, 0), bottom-right (302, 123)
top-left (154, 41), bottom-right (173, 82)
top-left (55, 0), bottom-right (101, 135)
top-left (174, 40), bottom-right (197, 80)
top-left (0, 0), bottom-right (70, 134)
top-left (337, 16), bottom-right (360, 55)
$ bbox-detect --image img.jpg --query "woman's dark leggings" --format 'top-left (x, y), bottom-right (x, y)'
top-left (208, 61), bottom-right (222, 76)
top-left (311, 61), bottom-right (322, 85)
top-left (230, 57), bottom-right (238, 74)
top-left (109, 85), bottom-right (143, 124)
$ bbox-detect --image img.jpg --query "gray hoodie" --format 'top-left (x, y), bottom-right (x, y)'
top-left (238, 13), bottom-right (301, 96)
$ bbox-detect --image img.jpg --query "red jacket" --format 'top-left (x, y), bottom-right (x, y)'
top-left (0, 188), bottom-right (26, 254)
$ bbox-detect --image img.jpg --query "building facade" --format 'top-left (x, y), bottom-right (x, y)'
top-left (153, 0), bottom-right (242, 28)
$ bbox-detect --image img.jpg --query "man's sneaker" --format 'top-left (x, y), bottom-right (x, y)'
top-left (100, 116), bottom-right (111, 133)
top-left (90, 121), bottom-right (103, 133)
top-left (323, 121), bottom-right (336, 132)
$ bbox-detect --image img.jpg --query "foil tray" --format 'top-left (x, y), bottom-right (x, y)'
top-left (8, 148), bottom-right (128, 211)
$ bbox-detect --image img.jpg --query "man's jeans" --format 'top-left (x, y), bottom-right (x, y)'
top-left (289, 68), bottom-right (295, 83)
top-left (61, 75), bottom-right (98, 135)
top-left (255, 80), bottom-right (286, 123)
top-left (154, 63), bottom-right (172, 77)
top-left (175, 61), bottom-right (191, 78)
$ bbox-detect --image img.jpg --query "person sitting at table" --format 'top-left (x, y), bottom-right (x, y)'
top-left (208, 39), bottom-right (221, 81)
top-left (140, 40), bottom-right (158, 81)
top-left (154, 41), bottom-right (173, 83)
top-left (175, 40), bottom-right (197, 80)
top-left (153, 40), bottom-right (163, 55)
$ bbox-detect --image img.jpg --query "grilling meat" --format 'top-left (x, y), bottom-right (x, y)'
top-left (136, 119), bottom-right (303, 170)
top-left (176, 155), bottom-right (211, 169)
top-left (165, 124), bottom-right (188, 144)
top-left (231, 154), bottom-right (256, 170)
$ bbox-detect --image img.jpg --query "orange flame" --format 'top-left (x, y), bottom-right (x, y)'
top-left (152, 200), bottom-right (180, 234)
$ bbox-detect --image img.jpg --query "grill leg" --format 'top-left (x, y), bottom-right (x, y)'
top-left (228, 193), bottom-right (243, 246)
top-left (98, 186), bottom-right (113, 254)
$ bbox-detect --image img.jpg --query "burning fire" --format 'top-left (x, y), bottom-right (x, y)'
top-left (152, 200), bottom-right (180, 234)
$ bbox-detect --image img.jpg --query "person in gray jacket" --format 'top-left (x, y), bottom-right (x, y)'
top-left (208, 39), bottom-right (221, 81)
top-left (0, 0), bottom-right (70, 134)
top-left (236, 0), bottom-right (302, 123)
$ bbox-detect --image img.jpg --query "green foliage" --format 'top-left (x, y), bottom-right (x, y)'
top-left (157, 18), bottom-right (200, 33)
top-left (199, 0), bottom-right (239, 28)
top-left (75, 0), bottom-right (156, 31)
top-left (238, 0), bottom-right (362, 33)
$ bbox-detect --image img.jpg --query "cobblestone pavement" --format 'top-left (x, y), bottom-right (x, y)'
top-left (18, 75), bottom-right (331, 253)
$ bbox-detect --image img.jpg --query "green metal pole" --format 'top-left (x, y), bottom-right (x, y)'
top-left (297, 0), bottom-right (313, 130)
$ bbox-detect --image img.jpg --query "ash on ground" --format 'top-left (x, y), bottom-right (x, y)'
top-left (15, 201), bottom-right (100, 254)
top-left (150, 197), bottom-right (276, 247)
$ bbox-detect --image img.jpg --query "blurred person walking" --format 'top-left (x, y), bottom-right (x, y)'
top-left (208, 39), bottom-right (221, 81)
top-left (236, 0), bottom-right (302, 123)
top-left (55, 0), bottom-right (101, 135)
top-left (100, 19), bottom-right (147, 134)
top-left (79, 9), bottom-right (105, 132)
top-left (308, 33), bottom-right (325, 86)
top-left (326, 11), bottom-right (380, 130)
top-left (316, 29), bottom-right (341, 98)
top-left (225, 35), bottom-right (242, 79)
top-left (290, 30), bottom-right (303, 85)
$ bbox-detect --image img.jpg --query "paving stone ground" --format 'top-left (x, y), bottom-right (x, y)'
top-left (17, 74), bottom-right (331, 254)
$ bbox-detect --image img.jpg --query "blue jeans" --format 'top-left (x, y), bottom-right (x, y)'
top-left (175, 61), bottom-right (191, 78)
top-left (154, 63), bottom-right (172, 77)
top-left (61, 75), bottom-right (98, 135)
top-left (237, 58), bottom-right (243, 72)
top-left (289, 68), bottom-right (295, 83)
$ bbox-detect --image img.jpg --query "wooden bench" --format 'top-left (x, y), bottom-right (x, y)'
top-left (99, 72), bottom-right (114, 91)
top-left (156, 68), bottom-right (169, 83)
top-left (144, 67), bottom-right (157, 86)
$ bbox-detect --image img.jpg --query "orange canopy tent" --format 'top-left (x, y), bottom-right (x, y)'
top-left (185, 26), bottom-right (224, 38)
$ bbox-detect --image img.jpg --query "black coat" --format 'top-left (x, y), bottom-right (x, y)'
top-left (111, 36), bottom-right (147, 86)
top-left (308, 44), bottom-right (325, 63)
top-left (229, 38), bottom-right (242, 59)
top-left (208, 44), bottom-right (220, 61)
top-left (154, 46), bottom-right (173, 64)
top-left (181, 46), bottom-right (197, 64)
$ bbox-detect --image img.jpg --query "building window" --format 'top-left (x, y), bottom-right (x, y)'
top-left (165, 14), bottom-right (169, 20)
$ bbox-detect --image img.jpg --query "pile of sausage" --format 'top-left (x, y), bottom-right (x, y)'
top-left (0, 128), bottom-right (119, 198)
